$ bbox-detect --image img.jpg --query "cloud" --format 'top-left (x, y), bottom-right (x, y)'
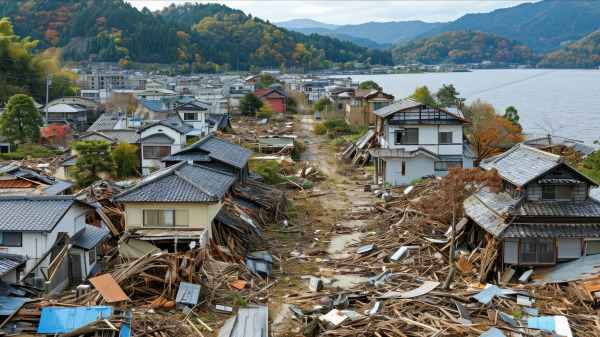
top-left (127, 1), bottom-right (536, 25)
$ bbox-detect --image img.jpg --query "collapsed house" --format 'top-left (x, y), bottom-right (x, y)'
top-left (344, 99), bottom-right (476, 185)
top-left (0, 165), bottom-right (73, 196)
top-left (464, 144), bottom-right (600, 271)
top-left (0, 195), bottom-right (108, 291)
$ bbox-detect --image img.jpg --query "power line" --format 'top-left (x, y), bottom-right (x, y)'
top-left (464, 70), bottom-right (556, 96)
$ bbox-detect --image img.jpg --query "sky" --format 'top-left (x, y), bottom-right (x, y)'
top-left (127, 1), bottom-right (538, 26)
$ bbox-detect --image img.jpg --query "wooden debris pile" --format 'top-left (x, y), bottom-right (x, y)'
top-left (75, 180), bottom-right (127, 235)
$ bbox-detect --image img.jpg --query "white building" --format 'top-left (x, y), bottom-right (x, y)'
top-left (369, 99), bottom-right (476, 185)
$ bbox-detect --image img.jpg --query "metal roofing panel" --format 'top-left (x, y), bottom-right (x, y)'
top-left (473, 285), bottom-right (502, 304)
top-left (0, 296), bottom-right (27, 316)
top-left (0, 196), bottom-right (78, 232)
top-left (532, 254), bottom-right (600, 284)
top-left (89, 274), bottom-right (130, 303)
top-left (119, 238), bottom-right (160, 259)
top-left (0, 253), bottom-right (27, 276)
top-left (230, 305), bottom-right (269, 337)
top-left (176, 282), bottom-right (201, 306)
top-left (42, 179), bottom-right (74, 196)
top-left (480, 328), bottom-right (506, 337)
top-left (463, 195), bottom-right (509, 237)
top-left (37, 306), bottom-right (113, 333)
top-left (70, 225), bottom-right (110, 250)
top-left (378, 281), bottom-right (440, 299)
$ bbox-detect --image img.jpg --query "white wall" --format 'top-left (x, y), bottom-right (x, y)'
top-left (386, 124), bottom-right (463, 155)
top-left (385, 156), bottom-right (435, 186)
top-left (140, 125), bottom-right (185, 174)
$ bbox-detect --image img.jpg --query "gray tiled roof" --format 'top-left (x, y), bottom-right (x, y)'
top-left (137, 133), bottom-right (175, 144)
top-left (0, 253), bottom-right (27, 276)
top-left (162, 151), bottom-right (211, 163)
top-left (42, 179), bottom-right (73, 196)
top-left (524, 135), bottom-right (599, 157)
top-left (138, 117), bottom-right (194, 134)
top-left (463, 141), bottom-right (478, 159)
top-left (176, 100), bottom-right (210, 110)
top-left (463, 194), bottom-right (509, 237)
top-left (79, 131), bottom-right (116, 143)
top-left (480, 144), bottom-right (564, 186)
top-left (113, 161), bottom-right (235, 203)
top-left (87, 113), bottom-right (121, 132)
top-left (58, 155), bottom-right (77, 167)
top-left (70, 225), bottom-right (110, 250)
top-left (502, 223), bottom-right (600, 238)
top-left (474, 189), bottom-right (515, 216)
top-left (373, 99), bottom-right (423, 118)
top-left (0, 196), bottom-right (90, 232)
top-left (516, 199), bottom-right (600, 217)
top-left (5, 167), bottom-right (54, 185)
top-left (168, 134), bottom-right (251, 169)
top-left (97, 130), bottom-right (140, 144)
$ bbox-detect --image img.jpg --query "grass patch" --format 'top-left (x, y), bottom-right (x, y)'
top-left (275, 232), bottom-right (288, 239)
top-left (199, 315), bottom-right (216, 323)
top-left (339, 180), bottom-right (349, 184)
top-left (224, 294), bottom-right (248, 307)
top-left (411, 178), bottom-right (426, 184)
top-left (249, 160), bottom-right (282, 184)
top-left (329, 138), bottom-right (345, 149)
top-left (323, 118), bottom-right (351, 133)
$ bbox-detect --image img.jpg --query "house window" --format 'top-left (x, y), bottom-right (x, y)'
top-left (585, 240), bottom-right (600, 256)
top-left (438, 132), bottom-right (453, 144)
top-left (395, 128), bottom-right (419, 145)
top-left (143, 146), bottom-right (171, 159)
top-left (374, 102), bottom-right (385, 110)
top-left (520, 238), bottom-right (555, 265)
top-left (143, 209), bottom-right (189, 227)
top-left (184, 113), bottom-right (199, 121)
top-left (434, 161), bottom-right (462, 171)
top-left (402, 161), bottom-right (406, 176)
top-left (542, 185), bottom-right (572, 201)
top-left (88, 250), bottom-right (96, 265)
top-left (0, 232), bottom-right (22, 247)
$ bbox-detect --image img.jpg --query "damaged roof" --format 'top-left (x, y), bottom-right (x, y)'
top-left (480, 144), bottom-right (598, 187)
top-left (70, 225), bottom-right (110, 250)
top-left (502, 223), bottom-right (600, 238)
top-left (0, 196), bottom-right (92, 232)
top-left (113, 161), bottom-right (235, 203)
top-left (163, 134), bottom-right (251, 169)
top-left (0, 253), bottom-right (27, 277)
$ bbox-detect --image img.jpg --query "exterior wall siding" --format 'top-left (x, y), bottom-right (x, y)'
top-left (385, 156), bottom-right (434, 186)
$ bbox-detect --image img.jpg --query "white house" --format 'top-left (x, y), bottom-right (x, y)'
top-left (369, 99), bottom-right (476, 186)
top-left (174, 100), bottom-right (217, 138)
top-left (0, 196), bottom-right (108, 292)
top-left (136, 117), bottom-right (194, 175)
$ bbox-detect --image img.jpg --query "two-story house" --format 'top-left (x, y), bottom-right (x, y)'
top-left (369, 99), bottom-right (475, 186)
top-left (112, 161), bottom-right (236, 249)
top-left (463, 144), bottom-right (600, 267)
top-left (174, 100), bottom-right (216, 137)
top-left (0, 195), bottom-right (108, 292)
top-left (136, 118), bottom-right (194, 175)
top-left (344, 89), bottom-right (395, 126)
top-left (254, 88), bottom-right (290, 114)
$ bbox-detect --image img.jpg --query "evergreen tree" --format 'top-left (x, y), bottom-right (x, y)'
top-left (357, 80), bottom-right (382, 91)
top-left (0, 94), bottom-right (44, 144)
top-left (112, 141), bottom-right (138, 179)
top-left (436, 84), bottom-right (465, 108)
top-left (408, 86), bottom-right (437, 107)
top-left (502, 106), bottom-right (522, 131)
top-left (239, 92), bottom-right (263, 116)
top-left (72, 140), bottom-right (116, 188)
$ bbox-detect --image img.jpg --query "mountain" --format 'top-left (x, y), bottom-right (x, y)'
top-left (275, 18), bottom-right (340, 30)
top-left (335, 21), bottom-right (443, 45)
top-left (289, 28), bottom-right (394, 49)
top-left (415, 0), bottom-right (600, 53)
top-left (538, 30), bottom-right (600, 68)
top-left (0, 1), bottom-right (392, 70)
top-left (392, 30), bottom-right (542, 65)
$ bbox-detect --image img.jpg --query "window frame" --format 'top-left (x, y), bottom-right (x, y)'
top-left (520, 238), bottom-right (556, 265)
top-left (183, 112), bottom-right (200, 121)
top-left (542, 185), bottom-right (572, 201)
top-left (434, 161), bottom-right (462, 171)
top-left (142, 209), bottom-right (189, 227)
top-left (142, 145), bottom-right (171, 159)
top-left (394, 128), bottom-right (419, 145)
top-left (0, 232), bottom-right (22, 247)
top-left (88, 249), bottom-right (96, 265)
top-left (438, 131), bottom-right (453, 144)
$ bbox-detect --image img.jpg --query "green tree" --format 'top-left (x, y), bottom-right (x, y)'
top-left (502, 106), bottom-right (522, 131)
top-left (239, 92), bottom-right (263, 116)
top-left (0, 94), bottom-right (44, 144)
top-left (313, 97), bottom-right (333, 112)
top-left (408, 86), bottom-right (437, 106)
top-left (72, 140), bottom-right (116, 188)
top-left (435, 84), bottom-right (465, 108)
top-left (112, 141), bottom-right (138, 179)
top-left (256, 105), bottom-right (275, 118)
top-left (358, 80), bottom-right (382, 91)
top-left (256, 73), bottom-right (276, 89)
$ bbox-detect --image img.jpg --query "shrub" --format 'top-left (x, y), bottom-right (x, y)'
top-left (185, 137), bottom-right (199, 146)
top-left (250, 160), bottom-right (281, 184)
top-left (323, 118), bottom-right (351, 133)
top-left (291, 140), bottom-right (305, 161)
top-left (16, 143), bottom-right (47, 153)
top-left (313, 97), bottom-right (333, 112)
top-left (313, 123), bottom-right (327, 135)
top-left (329, 138), bottom-right (345, 149)
top-left (256, 106), bottom-right (276, 119)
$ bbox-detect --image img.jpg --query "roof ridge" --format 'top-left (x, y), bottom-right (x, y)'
top-left (186, 162), bottom-right (236, 178)
top-left (173, 170), bottom-right (217, 199)
top-left (112, 162), bottom-right (186, 200)
top-left (519, 144), bottom-right (562, 162)
top-left (0, 195), bottom-right (74, 201)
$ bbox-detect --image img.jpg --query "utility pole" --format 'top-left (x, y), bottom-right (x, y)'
top-left (45, 69), bottom-right (50, 125)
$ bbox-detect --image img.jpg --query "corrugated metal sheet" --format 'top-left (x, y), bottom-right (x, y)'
top-left (0, 297), bottom-right (27, 316)
top-left (473, 285), bottom-right (502, 304)
top-left (89, 274), bottom-right (130, 303)
top-left (480, 328), bottom-right (506, 337)
top-left (378, 281), bottom-right (440, 299)
top-left (37, 306), bottom-right (112, 333)
top-left (119, 239), bottom-right (160, 259)
top-left (176, 282), bottom-right (201, 307)
top-left (231, 306), bottom-right (269, 337)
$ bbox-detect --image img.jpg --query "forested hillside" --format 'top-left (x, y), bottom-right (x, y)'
top-left (0, 1), bottom-right (392, 71)
top-left (392, 30), bottom-right (541, 65)
top-left (538, 30), bottom-right (600, 68)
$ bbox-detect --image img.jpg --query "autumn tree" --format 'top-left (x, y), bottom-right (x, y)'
top-left (358, 80), bottom-right (382, 91)
top-left (112, 141), bottom-right (138, 179)
top-left (463, 99), bottom-right (523, 162)
top-left (502, 106), bottom-right (522, 131)
top-left (40, 123), bottom-right (69, 144)
top-left (0, 94), bottom-right (44, 144)
top-left (239, 92), bottom-right (263, 116)
top-left (416, 167), bottom-right (502, 289)
top-left (104, 93), bottom-right (138, 115)
top-left (72, 140), bottom-right (116, 188)
top-left (408, 86), bottom-right (437, 106)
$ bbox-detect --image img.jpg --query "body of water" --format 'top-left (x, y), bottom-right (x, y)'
top-left (347, 69), bottom-right (600, 144)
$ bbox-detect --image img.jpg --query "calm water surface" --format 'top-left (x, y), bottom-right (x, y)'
top-left (347, 69), bottom-right (600, 143)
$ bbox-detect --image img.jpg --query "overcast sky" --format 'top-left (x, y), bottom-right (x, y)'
top-left (127, 1), bottom-right (537, 25)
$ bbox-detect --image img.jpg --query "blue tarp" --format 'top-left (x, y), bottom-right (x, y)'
top-left (37, 306), bottom-right (113, 333)
top-left (0, 297), bottom-right (28, 316)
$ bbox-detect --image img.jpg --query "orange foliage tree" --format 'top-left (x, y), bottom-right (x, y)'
top-left (40, 123), bottom-right (69, 143)
top-left (463, 99), bottom-right (523, 162)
